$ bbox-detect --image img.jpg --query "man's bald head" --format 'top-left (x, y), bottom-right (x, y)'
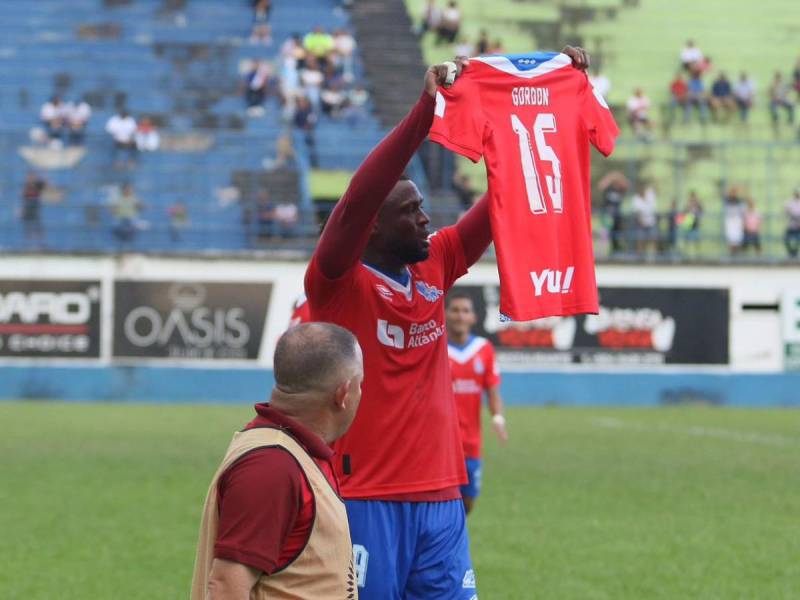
top-left (274, 322), bottom-right (361, 394)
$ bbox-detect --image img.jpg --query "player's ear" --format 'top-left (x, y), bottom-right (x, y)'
top-left (333, 378), bottom-right (351, 411)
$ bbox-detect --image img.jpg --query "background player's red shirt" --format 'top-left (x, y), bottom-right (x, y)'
top-left (306, 227), bottom-right (468, 498)
top-left (289, 293), bottom-right (310, 327)
top-left (448, 336), bottom-right (501, 459)
top-left (429, 52), bottom-right (619, 321)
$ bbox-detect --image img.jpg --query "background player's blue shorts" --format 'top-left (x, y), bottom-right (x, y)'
top-left (460, 458), bottom-right (482, 499)
top-left (346, 499), bottom-right (477, 600)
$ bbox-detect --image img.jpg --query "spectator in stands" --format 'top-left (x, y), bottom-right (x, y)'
top-left (303, 26), bottom-right (334, 68)
top-left (437, 1), bottom-right (462, 45)
top-left (590, 68), bottom-right (611, 100)
top-left (320, 81), bottom-right (346, 117)
top-left (598, 170), bottom-right (630, 253)
top-left (66, 96), bottom-right (91, 146)
top-left (274, 202), bottom-right (300, 237)
top-left (669, 72), bottom-right (689, 123)
top-left (135, 117), bottom-right (160, 152)
top-left (741, 198), bottom-right (762, 255)
top-left (454, 35), bottom-right (474, 58)
top-left (250, 0), bottom-right (272, 45)
top-left (109, 183), bottom-right (144, 243)
top-left (300, 56), bottom-right (325, 113)
top-left (686, 72), bottom-right (709, 124)
top-left (626, 88), bottom-right (652, 138)
top-left (768, 72), bottom-right (795, 128)
top-left (256, 190), bottom-right (277, 239)
top-left (489, 38), bottom-right (506, 55)
top-left (333, 29), bottom-right (356, 82)
top-left (244, 60), bottom-right (275, 114)
top-left (476, 30), bottom-right (490, 55)
top-left (632, 182), bottom-right (658, 255)
top-left (105, 109), bottom-right (138, 168)
top-left (680, 40), bottom-right (703, 71)
top-left (418, 0), bottom-right (442, 36)
top-left (168, 201), bottom-right (188, 242)
top-left (723, 186), bottom-right (745, 256)
top-left (40, 96), bottom-right (67, 144)
top-left (344, 85), bottom-right (369, 127)
top-left (709, 73), bottom-right (736, 123)
top-left (733, 72), bottom-right (756, 123)
top-left (20, 172), bottom-right (46, 243)
top-left (664, 199), bottom-right (680, 253)
top-left (793, 57), bottom-right (800, 97)
top-left (293, 95), bottom-right (318, 167)
top-left (452, 172), bottom-right (477, 212)
top-left (680, 190), bottom-right (703, 246)
top-left (785, 189), bottom-right (800, 258)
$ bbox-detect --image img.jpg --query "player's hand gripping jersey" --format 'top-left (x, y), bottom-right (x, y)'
top-left (430, 52), bottom-right (619, 321)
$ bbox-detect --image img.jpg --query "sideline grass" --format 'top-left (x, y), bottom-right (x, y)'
top-left (1, 402), bottom-right (798, 599)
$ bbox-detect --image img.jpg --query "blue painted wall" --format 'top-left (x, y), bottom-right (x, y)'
top-left (0, 367), bottom-right (797, 406)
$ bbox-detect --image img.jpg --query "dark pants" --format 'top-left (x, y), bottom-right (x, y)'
top-left (786, 227), bottom-right (800, 257)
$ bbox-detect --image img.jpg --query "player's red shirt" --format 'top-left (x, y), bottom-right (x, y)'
top-left (448, 336), bottom-right (500, 459)
top-left (429, 52), bottom-right (619, 321)
top-left (306, 227), bottom-right (468, 498)
top-left (289, 293), bottom-right (311, 327)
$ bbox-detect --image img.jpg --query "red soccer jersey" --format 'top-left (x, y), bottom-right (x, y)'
top-left (289, 293), bottom-right (311, 328)
top-left (305, 226), bottom-right (468, 498)
top-left (448, 336), bottom-right (500, 459)
top-left (429, 52), bottom-right (619, 321)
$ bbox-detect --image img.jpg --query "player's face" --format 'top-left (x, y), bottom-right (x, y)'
top-left (376, 180), bottom-right (431, 264)
top-left (445, 298), bottom-right (477, 337)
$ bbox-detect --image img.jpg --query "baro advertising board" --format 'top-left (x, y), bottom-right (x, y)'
top-left (113, 281), bottom-right (271, 360)
top-left (452, 285), bottom-right (729, 366)
top-left (0, 279), bottom-right (102, 358)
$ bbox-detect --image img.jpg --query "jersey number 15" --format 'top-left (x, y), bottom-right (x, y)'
top-left (510, 113), bottom-right (562, 215)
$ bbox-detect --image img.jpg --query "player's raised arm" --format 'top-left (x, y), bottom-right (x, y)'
top-left (455, 193), bottom-right (492, 267)
top-left (313, 60), bottom-right (469, 280)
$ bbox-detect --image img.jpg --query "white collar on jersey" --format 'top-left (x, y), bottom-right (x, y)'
top-left (472, 53), bottom-right (571, 79)
top-left (362, 263), bottom-right (413, 301)
top-left (447, 336), bottom-right (488, 364)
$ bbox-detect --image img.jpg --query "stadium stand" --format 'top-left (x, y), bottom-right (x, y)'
top-left (407, 0), bottom-right (800, 261)
top-left (0, 0), bottom-right (411, 253)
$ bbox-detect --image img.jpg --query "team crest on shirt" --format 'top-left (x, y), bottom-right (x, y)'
top-left (415, 280), bottom-right (443, 303)
top-left (375, 284), bottom-right (394, 300)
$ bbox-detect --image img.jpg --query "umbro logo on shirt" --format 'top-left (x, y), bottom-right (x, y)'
top-left (530, 266), bottom-right (575, 297)
top-left (375, 284), bottom-right (394, 299)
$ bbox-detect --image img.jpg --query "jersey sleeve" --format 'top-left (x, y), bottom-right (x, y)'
top-left (214, 447), bottom-right (308, 575)
top-left (428, 77), bottom-right (487, 163)
top-left (580, 75), bottom-right (619, 157)
top-left (304, 254), bottom-right (358, 314)
top-left (484, 342), bottom-right (501, 389)
top-left (428, 225), bottom-right (468, 290)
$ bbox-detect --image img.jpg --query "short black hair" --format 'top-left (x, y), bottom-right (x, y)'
top-left (445, 290), bottom-right (474, 308)
top-left (274, 322), bottom-right (359, 393)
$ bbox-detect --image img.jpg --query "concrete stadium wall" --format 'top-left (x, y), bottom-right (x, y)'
top-left (0, 255), bottom-right (797, 406)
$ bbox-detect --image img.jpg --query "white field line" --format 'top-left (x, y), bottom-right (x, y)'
top-left (590, 416), bottom-right (799, 448)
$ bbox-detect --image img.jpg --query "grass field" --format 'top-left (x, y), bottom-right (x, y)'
top-left (1, 401), bottom-right (799, 599)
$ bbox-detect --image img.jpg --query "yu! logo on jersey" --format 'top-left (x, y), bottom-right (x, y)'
top-left (376, 319), bottom-right (404, 349)
top-left (530, 266), bottom-right (575, 297)
top-left (415, 280), bottom-right (443, 303)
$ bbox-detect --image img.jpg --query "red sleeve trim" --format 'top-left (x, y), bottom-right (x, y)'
top-left (428, 131), bottom-right (482, 163)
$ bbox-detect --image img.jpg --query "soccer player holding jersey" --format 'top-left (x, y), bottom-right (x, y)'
top-left (305, 49), bottom-right (589, 599)
top-left (445, 292), bottom-right (507, 515)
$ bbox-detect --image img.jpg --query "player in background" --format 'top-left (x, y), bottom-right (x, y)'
top-left (446, 292), bottom-right (507, 515)
top-left (288, 292), bottom-right (310, 328)
top-left (305, 49), bottom-right (589, 599)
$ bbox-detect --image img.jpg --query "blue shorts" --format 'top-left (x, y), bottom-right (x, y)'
top-left (346, 499), bottom-right (477, 600)
top-left (460, 458), bottom-right (482, 499)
